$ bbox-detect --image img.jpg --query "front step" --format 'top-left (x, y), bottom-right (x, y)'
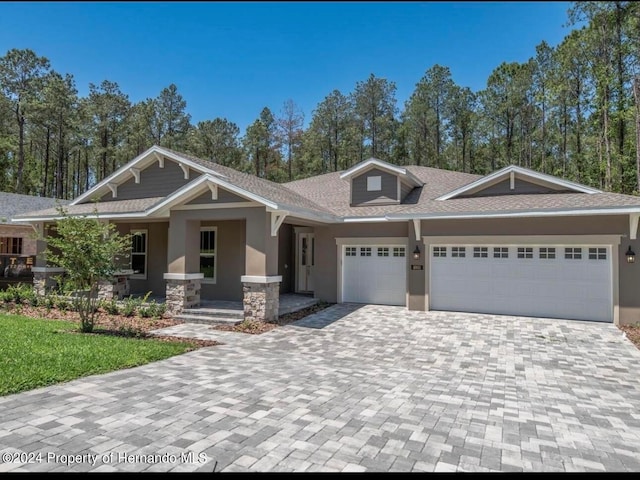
top-left (173, 313), bottom-right (243, 326)
top-left (180, 307), bottom-right (244, 319)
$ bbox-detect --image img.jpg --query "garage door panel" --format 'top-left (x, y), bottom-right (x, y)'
top-left (431, 244), bottom-right (612, 323)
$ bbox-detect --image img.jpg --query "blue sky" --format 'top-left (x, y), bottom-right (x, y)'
top-left (0, 1), bottom-right (573, 132)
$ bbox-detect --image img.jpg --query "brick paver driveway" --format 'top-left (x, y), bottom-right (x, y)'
top-left (2, 304), bottom-right (640, 472)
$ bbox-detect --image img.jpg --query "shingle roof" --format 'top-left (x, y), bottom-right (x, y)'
top-left (1, 192), bottom-right (70, 224)
top-left (12, 197), bottom-right (163, 219)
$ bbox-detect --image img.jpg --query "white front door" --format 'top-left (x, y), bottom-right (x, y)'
top-left (297, 233), bottom-right (315, 292)
top-left (430, 244), bottom-right (613, 322)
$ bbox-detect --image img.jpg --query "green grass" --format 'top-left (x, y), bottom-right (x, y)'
top-left (0, 313), bottom-right (196, 396)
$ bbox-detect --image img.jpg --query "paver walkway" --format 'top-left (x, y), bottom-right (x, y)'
top-left (2, 304), bottom-right (640, 472)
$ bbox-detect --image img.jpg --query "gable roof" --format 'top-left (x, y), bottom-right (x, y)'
top-left (436, 165), bottom-right (601, 200)
top-left (1, 192), bottom-right (69, 225)
top-left (339, 157), bottom-right (423, 187)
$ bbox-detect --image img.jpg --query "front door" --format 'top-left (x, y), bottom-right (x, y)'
top-left (297, 233), bottom-right (315, 292)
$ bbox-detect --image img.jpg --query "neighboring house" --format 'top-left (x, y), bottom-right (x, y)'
top-left (13, 145), bottom-right (640, 325)
top-left (0, 192), bottom-right (68, 286)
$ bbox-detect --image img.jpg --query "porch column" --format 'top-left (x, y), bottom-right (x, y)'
top-left (31, 267), bottom-right (65, 296)
top-left (97, 271), bottom-right (132, 300)
top-left (242, 209), bottom-right (280, 322)
top-left (165, 215), bottom-right (202, 314)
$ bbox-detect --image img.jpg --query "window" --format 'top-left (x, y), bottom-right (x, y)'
top-left (130, 230), bottom-right (147, 279)
top-left (517, 247), bottom-right (533, 259)
top-left (200, 227), bottom-right (217, 282)
top-left (393, 247), bottom-right (405, 257)
top-left (366, 175), bottom-right (382, 192)
top-left (345, 247), bottom-right (357, 257)
top-left (565, 247), bottom-right (582, 260)
top-left (588, 247), bottom-right (607, 260)
top-left (360, 247), bottom-right (372, 257)
top-left (433, 246), bottom-right (447, 258)
top-left (473, 247), bottom-right (488, 258)
top-left (452, 246), bottom-right (466, 258)
top-left (377, 247), bottom-right (389, 257)
top-left (0, 237), bottom-right (22, 255)
top-left (539, 247), bottom-right (556, 259)
top-left (493, 247), bottom-right (508, 258)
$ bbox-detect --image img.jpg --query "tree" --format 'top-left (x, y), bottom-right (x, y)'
top-left (44, 207), bottom-right (131, 333)
top-left (151, 84), bottom-right (191, 150)
top-left (0, 48), bottom-right (51, 193)
top-left (188, 117), bottom-right (242, 167)
top-left (276, 99), bottom-right (304, 180)
top-left (243, 107), bottom-right (281, 180)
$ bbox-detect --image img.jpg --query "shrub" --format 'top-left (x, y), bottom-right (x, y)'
top-left (101, 298), bottom-right (120, 315)
top-left (3, 284), bottom-right (37, 305)
top-left (138, 299), bottom-right (166, 319)
top-left (119, 296), bottom-right (138, 317)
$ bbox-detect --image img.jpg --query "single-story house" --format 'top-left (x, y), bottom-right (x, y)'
top-left (13, 145), bottom-right (640, 325)
top-left (0, 192), bottom-right (67, 286)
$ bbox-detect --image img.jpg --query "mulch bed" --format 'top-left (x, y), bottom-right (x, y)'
top-left (619, 325), bottom-right (640, 350)
top-left (0, 304), bottom-right (220, 348)
top-left (212, 301), bottom-right (333, 335)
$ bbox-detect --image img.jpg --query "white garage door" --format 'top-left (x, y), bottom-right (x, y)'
top-left (342, 245), bottom-right (407, 305)
top-left (430, 245), bottom-right (613, 322)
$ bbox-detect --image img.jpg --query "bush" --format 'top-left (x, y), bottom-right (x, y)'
top-left (54, 295), bottom-right (72, 312)
top-left (119, 296), bottom-right (139, 317)
top-left (101, 298), bottom-right (120, 315)
top-left (3, 284), bottom-right (37, 305)
top-left (138, 300), bottom-right (166, 319)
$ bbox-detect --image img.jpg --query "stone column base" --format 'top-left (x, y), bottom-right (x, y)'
top-left (98, 271), bottom-right (132, 300)
top-left (164, 273), bottom-right (203, 314)
top-left (241, 275), bottom-right (281, 323)
top-left (31, 267), bottom-right (65, 296)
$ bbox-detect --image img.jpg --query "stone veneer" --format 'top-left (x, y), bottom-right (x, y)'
top-left (242, 278), bottom-right (280, 322)
top-left (32, 267), bottom-right (65, 296)
top-left (165, 274), bottom-right (202, 314)
top-left (97, 272), bottom-right (132, 300)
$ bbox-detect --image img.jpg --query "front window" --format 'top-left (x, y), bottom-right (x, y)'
top-left (130, 230), bottom-right (147, 279)
top-left (200, 227), bottom-right (217, 282)
top-left (0, 237), bottom-right (22, 255)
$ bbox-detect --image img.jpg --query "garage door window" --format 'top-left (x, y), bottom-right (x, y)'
top-left (588, 248), bottom-right (606, 260)
top-left (473, 247), bottom-right (488, 258)
top-left (393, 247), bottom-right (405, 257)
top-left (377, 247), bottom-right (389, 257)
top-left (565, 247), bottom-right (582, 259)
top-left (360, 247), bottom-right (372, 257)
top-left (452, 247), bottom-right (466, 258)
top-left (539, 247), bottom-right (556, 259)
top-left (517, 247), bottom-right (533, 259)
top-left (346, 247), bottom-right (357, 257)
top-left (493, 247), bottom-right (509, 258)
top-left (433, 247), bottom-right (446, 257)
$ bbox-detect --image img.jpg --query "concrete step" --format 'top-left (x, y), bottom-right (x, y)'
top-left (180, 307), bottom-right (244, 319)
top-left (173, 314), bottom-right (243, 326)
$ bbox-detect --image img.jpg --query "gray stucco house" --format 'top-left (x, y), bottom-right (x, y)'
top-left (13, 145), bottom-right (640, 325)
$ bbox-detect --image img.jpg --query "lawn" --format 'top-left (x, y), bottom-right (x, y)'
top-left (0, 313), bottom-right (197, 396)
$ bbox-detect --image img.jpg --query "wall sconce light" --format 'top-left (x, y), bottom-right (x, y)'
top-left (413, 245), bottom-right (421, 260)
top-left (626, 245), bottom-right (636, 264)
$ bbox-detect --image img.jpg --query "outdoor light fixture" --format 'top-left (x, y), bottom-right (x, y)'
top-left (626, 245), bottom-right (636, 264)
top-left (413, 245), bottom-right (421, 260)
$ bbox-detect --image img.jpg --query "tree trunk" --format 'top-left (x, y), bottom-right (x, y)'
top-left (603, 87), bottom-right (613, 191)
top-left (42, 126), bottom-right (50, 197)
top-left (633, 76), bottom-right (640, 193)
top-left (15, 106), bottom-right (25, 194)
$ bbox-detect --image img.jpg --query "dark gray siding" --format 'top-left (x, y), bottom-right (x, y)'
top-left (186, 188), bottom-right (247, 204)
top-left (99, 161), bottom-right (201, 202)
top-left (278, 223), bottom-right (294, 294)
top-left (351, 168), bottom-right (398, 206)
top-left (463, 178), bottom-right (566, 197)
top-left (400, 181), bottom-right (414, 202)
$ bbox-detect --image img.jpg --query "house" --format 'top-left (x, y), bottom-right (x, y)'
top-left (0, 192), bottom-right (67, 287)
top-left (12, 145), bottom-right (640, 325)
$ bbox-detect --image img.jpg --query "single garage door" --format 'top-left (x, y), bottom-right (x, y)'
top-left (430, 245), bottom-right (613, 322)
top-left (342, 245), bottom-right (407, 305)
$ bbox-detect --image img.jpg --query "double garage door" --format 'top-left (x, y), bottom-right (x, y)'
top-left (430, 244), bottom-right (613, 323)
top-left (341, 242), bottom-right (613, 322)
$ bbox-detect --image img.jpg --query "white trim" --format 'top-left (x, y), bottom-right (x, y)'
top-left (421, 235), bottom-right (622, 246)
top-left (339, 158), bottom-right (423, 186)
top-left (172, 201), bottom-right (260, 211)
top-left (436, 165), bottom-right (601, 201)
top-left (199, 226), bottom-right (217, 284)
top-left (153, 151), bottom-right (164, 168)
top-left (208, 183), bottom-right (218, 200)
top-left (270, 211), bottom-right (288, 237)
top-left (367, 175), bottom-right (382, 192)
top-left (412, 219), bottom-right (421, 242)
top-left (130, 167), bottom-right (140, 184)
top-left (31, 267), bottom-right (65, 273)
top-left (343, 217), bottom-right (389, 223)
top-left (630, 213), bottom-right (640, 240)
top-left (335, 237), bottom-right (409, 246)
top-left (509, 171), bottom-right (515, 190)
top-left (107, 183), bottom-right (117, 198)
top-left (163, 273), bottom-right (205, 280)
top-left (130, 229), bottom-right (148, 280)
top-left (240, 275), bottom-right (282, 284)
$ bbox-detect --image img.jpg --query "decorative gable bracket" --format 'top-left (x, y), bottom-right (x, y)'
top-left (207, 183), bottom-right (218, 200)
top-left (270, 211), bottom-right (288, 237)
top-left (107, 183), bottom-right (118, 198)
top-left (129, 167), bottom-right (140, 184)
top-left (153, 152), bottom-right (164, 168)
top-left (630, 213), bottom-right (640, 240)
top-left (178, 163), bottom-right (189, 180)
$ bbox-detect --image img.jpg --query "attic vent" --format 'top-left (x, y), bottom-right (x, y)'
top-left (367, 176), bottom-right (382, 192)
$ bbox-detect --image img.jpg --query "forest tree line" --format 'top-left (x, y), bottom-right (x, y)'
top-left (0, 1), bottom-right (639, 200)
